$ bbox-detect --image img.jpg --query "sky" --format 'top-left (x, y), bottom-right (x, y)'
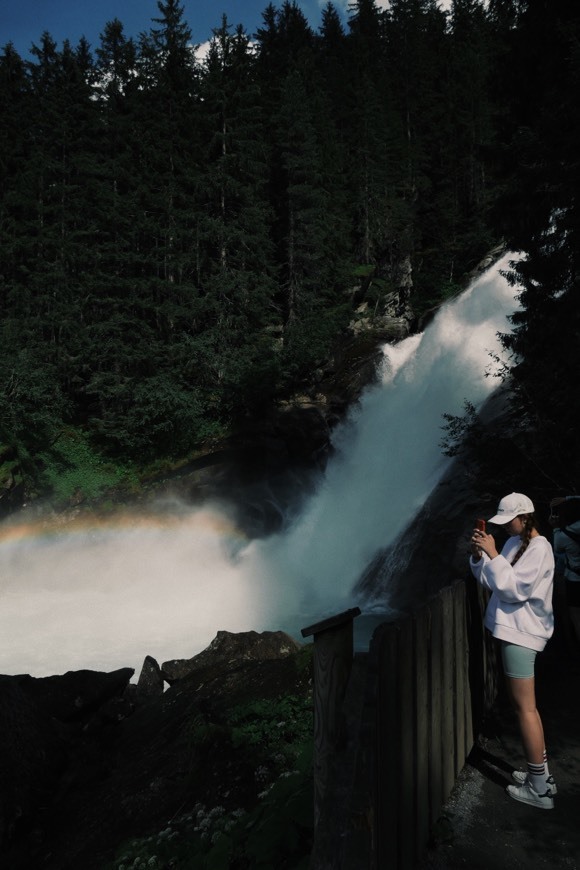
top-left (1, 0), bottom-right (452, 59)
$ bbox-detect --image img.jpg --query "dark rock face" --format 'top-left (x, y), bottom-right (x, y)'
top-left (162, 629), bottom-right (302, 684)
top-left (0, 677), bottom-right (67, 846)
top-left (14, 667), bottom-right (135, 722)
top-left (0, 632), bottom-right (311, 870)
top-left (135, 654), bottom-right (164, 700)
top-left (0, 667), bottom-right (134, 858)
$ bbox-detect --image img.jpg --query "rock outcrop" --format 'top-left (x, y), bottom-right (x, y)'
top-left (0, 667), bottom-right (134, 851)
top-left (161, 629), bottom-right (302, 684)
top-left (0, 631), bottom-right (312, 870)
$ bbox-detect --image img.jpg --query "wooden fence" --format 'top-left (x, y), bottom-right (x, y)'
top-left (301, 607), bottom-right (362, 831)
top-left (305, 578), bottom-right (500, 870)
top-left (372, 579), bottom-right (499, 868)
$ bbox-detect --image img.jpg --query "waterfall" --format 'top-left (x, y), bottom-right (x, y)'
top-left (0, 253), bottom-right (520, 677)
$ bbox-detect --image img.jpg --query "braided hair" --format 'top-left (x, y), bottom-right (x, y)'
top-left (511, 513), bottom-right (537, 565)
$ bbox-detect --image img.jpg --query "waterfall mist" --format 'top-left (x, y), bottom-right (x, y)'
top-left (0, 254), bottom-right (520, 677)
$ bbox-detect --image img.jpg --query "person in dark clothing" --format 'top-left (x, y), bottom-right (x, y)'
top-left (549, 496), bottom-right (580, 647)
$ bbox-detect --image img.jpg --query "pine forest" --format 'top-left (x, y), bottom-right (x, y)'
top-left (1, 0), bottom-right (579, 502)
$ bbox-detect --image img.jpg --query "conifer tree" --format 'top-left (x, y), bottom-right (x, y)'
top-left (18, 35), bottom-right (100, 384)
top-left (194, 17), bottom-right (281, 413)
top-left (255, 3), bottom-right (348, 372)
top-left (93, 18), bottom-right (139, 297)
top-left (494, 1), bottom-right (580, 482)
top-left (0, 36), bottom-right (98, 472)
top-left (446, 0), bottom-right (496, 250)
top-left (317, 2), bottom-right (349, 135)
top-left (0, 42), bottom-right (70, 470)
top-left (345, 0), bottom-right (412, 276)
top-left (4, 0), bottom-right (576, 490)
top-left (79, 1), bottom-right (208, 453)
top-left (0, 43), bottom-right (30, 297)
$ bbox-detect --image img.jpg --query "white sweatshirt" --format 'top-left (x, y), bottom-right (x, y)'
top-left (470, 534), bottom-right (554, 651)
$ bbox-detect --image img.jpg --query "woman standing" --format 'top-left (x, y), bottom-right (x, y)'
top-left (470, 492), bottom-right (556, 810)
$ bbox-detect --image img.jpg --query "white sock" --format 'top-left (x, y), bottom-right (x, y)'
top-left (527, 761), bottom-right (548, 794)
top-left (543, 749), bottom-right (551, 779)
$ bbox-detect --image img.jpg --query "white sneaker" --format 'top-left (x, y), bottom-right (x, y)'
top-left (511, 769), bottom-right (558, 796)
top-left (506, 781), bottom-right (554, 810)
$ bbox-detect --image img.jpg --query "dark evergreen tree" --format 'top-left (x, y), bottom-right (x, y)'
top-left (92, 17), bottom-right (140, 309)
top-left (0, 42), bottom-right (71, 478)
top-left (494, 1), bottom-right (580, 485)
top-left (274, 69), bottom-right (330, 328)
top-left (255, 2), bottom-right (350, 374)
top-left (446, 0), bottom-right (496, 258)
top-left (487, 0), bottom-right (525, 30)
top-left (344, 0), bottom-right (413, 289)
top-left (255, 1), bottom-right (316, 120)
top-left (0, 35), bottom-right (102, 480)
top-left (382, 0), bottom-right (451, 298)
top-left (0, 43), bottom-right (31, 300)
top-left (316, 1), bottom-right (350, 141)
top-left (194, 17), bottom-right (281, 414)
top-left (83, 1), bottom-right (210, 454)
top-left (4, 0), bottom-right (576, 497)
top-left (12, 35), bottom-right (98, 378)
top-left (313, 7), bottom-right (353, 283)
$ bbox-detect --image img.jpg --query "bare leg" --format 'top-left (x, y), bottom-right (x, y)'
top-left (505, 676), bottom-right (545, 765)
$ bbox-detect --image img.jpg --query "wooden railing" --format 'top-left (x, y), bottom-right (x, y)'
top-left (301, 607), bottom-right (363, 833)
top-left (304, 578), bottom-right (500, 870)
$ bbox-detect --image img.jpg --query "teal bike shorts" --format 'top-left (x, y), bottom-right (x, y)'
top-left (501, 641), bottom-right (537, 679)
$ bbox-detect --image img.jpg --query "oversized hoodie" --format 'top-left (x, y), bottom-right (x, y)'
top-left (470, 534), bottom-right (554, 651)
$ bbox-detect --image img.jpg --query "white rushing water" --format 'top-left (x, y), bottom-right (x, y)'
top-left (0, 254), bottom-right (520, 677)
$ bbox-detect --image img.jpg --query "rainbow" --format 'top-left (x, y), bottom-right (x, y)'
top-left (0, 506), bottom-right (247, 549)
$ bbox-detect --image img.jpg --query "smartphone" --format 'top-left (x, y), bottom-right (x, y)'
top-left (476, 519), bottom-right (486, 532)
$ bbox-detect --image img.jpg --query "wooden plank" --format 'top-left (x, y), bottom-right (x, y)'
top-left (461, 584), bottom-right (474, 759)
top-left (464, 577), bottom-right (484, 735)
top-left (429, 592), bottom-right (444, 826)
top-left (453, 584), bottom-right (466, 776)
top-left (397, 616), bottom-right (415, 870)
top-left (440, 586), bottom-right (456, 801)
top-left (310, 620), bottom-right (355, 830)
top-left (413, 606), bottom-right (431, 864)
top-left (370, 580), bottom-right (502, 870)
top-left (374, 622), bottom-right (399, 870)
top-left (302, 607), bottom-right (362, 638)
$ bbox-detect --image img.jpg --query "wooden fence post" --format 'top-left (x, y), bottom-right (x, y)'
top-left (301, 607), bottom-right (362, 832)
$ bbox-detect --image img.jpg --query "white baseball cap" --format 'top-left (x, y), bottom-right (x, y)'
top-left (488, 492), bottom-right (535, 524)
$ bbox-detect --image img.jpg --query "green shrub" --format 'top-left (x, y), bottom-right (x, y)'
top-left (107, 693), bottom-right (314, 870)
top-left (439, 399), bottom-right (486, 458)
top-left (38, 429), bottom-right (138, 504)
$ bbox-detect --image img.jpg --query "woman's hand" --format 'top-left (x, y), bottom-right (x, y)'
top-left (471, 527), bottom-right (499, 560)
